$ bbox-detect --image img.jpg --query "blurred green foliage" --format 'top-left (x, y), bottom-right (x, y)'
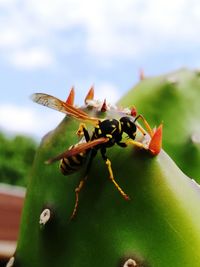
top-left (0, 132), bottom-right (37, 187)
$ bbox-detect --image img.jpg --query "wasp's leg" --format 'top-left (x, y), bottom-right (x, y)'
top-left (100, 147), bottom-right (130, 201)
top-left (117, 140), bottom-right (147, 150)
top-left (70, 149), bottom-right (97, 220)
top-left (70, 178), bottom-right (86, 220)
top-left (134, 114), bottom-right (154, 138)
top-left (76, 123), bottom-right (90, 141)
top-left (125, 140), bottom-right (148, 150)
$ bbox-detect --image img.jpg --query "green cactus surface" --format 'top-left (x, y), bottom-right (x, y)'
top-left (119, 68), bottom-right (200, 182)
top-left (10, 101), bottom-right (200, 267)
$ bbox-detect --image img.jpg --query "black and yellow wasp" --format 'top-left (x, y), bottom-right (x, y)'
top-left (31, 93), bottom-right (153, 219)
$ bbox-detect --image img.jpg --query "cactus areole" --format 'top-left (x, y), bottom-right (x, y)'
top-left (13, 88), bottom-right (200, 267)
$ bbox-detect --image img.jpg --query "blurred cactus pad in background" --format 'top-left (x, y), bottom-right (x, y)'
top-left (120, 68), bottom-right (200, 182)
top-left (9, 68), bottom-right (200, 267)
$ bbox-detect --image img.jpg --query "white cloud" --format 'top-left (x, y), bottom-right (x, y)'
top-left (0, 0), bottom-right (15, 7)
top-left (0, 0), bottom-right (200, 67)
top-left (0, 83), bottom-right (120, 138)
top-left (0, 29), bottom-right (23, 48)
top-left (0, 104), bottom-right (64, 138)
top-left (94, 83), bottom-right (121, 104)
top-left (9, 47), bottom-right (55, 69)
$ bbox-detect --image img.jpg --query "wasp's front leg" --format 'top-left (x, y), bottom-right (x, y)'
top-left (76, 123), bottom-right (90, 142)
top-left (117, 140), bottom-right (147, 150)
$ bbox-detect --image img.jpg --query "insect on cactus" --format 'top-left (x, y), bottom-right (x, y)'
top-left (30, 88), bottom-right (162, 219)
top-left (10, 86), bottom-right (200, 267)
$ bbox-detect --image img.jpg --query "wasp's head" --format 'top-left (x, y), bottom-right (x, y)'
top-left (120, 116), bottom-right (137, 140)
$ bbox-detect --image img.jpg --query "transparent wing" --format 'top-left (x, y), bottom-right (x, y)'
top-left (31, 93), bottom-right (99, 124)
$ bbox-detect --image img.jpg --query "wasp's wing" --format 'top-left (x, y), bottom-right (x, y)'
top-left (45, 137), bottom-right (109, 165)
top-left (31, 93), bottom-right (99, 124)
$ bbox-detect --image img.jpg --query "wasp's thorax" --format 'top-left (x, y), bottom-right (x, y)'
top-left (120, 116), bottom-right (137, 140)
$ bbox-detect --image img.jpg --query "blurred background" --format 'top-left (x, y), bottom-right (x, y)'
top-left (0, 0), bottom-right (200, 139)
top-left (0, 0), bottom-right (200, 263)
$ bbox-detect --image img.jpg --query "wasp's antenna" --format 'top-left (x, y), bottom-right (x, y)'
top-left (85, 86), bottom-right (94, 104)
top-left (134, 114), bottom-right (153, 137)
top-left (66, 87), bottom-right (75, 105)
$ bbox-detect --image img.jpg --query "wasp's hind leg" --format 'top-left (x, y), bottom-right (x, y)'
top-left (70, 178), bottom-right (86, 220)
top-left (70, 149), bottom-right (97, 220)
top-left (100, 147), bottom-right (130, 201)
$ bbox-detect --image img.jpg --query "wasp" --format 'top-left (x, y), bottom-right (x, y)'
top-left (31, 93), bottom-right (154, 219)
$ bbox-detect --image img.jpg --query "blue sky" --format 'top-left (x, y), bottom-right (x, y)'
top-left (0, 0), bottom-right (200, 139)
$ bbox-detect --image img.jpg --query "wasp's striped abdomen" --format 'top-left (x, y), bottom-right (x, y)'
top-left (59, 144), bottom-right (87, 175)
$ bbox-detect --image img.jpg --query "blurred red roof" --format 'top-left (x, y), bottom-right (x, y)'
top-left (0, 184), bottom-right (25, 260)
